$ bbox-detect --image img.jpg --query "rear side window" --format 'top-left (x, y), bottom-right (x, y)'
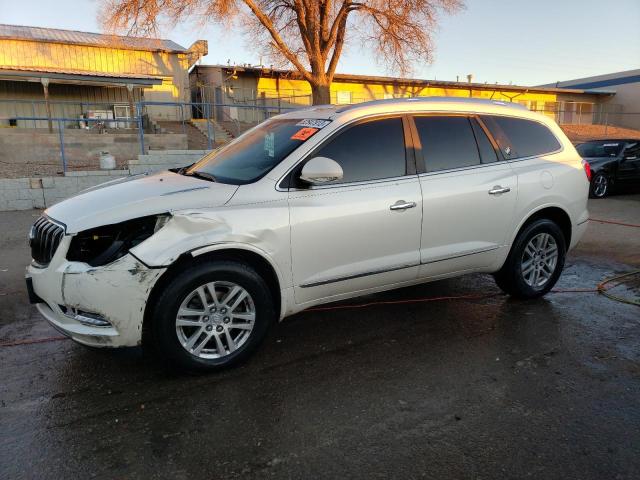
top-left (314, 117), bottom-right (406, 183)
top-left (414, 116), bottom-right (481, 172)
top-left (481, 115), bottom-right (561, 159)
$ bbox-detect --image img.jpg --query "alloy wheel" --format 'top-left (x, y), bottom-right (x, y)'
top-left (521, 233), bottom-right (559, 288)
top-left (593, 175), bottom-right (608, 197)
top-left (175, 281), bottom-right (256, 359)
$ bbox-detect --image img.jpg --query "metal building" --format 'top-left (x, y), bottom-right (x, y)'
top-left (0, 24), bottom-right (207, 129)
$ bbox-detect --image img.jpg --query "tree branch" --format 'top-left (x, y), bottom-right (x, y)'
top-left (242, 0), bottom-right (314, 82)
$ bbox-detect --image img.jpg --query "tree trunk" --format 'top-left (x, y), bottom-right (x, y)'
top-left (310, 82), bottom-right (331, 105)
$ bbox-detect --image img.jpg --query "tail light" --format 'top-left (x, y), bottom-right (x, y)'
top-left (582, 159), bottom-right (592, 181)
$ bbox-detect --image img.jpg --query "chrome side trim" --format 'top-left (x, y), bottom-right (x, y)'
top-left (299, 263), bottom-right (417, 288)
top-left (421, 246), bottom-right (500, 265)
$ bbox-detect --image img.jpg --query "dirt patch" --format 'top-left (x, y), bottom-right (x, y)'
top-left (561, 124), bottom-right (640, 143)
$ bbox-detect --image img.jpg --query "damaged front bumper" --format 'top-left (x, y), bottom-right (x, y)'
top-left (26, 236), bottom-right (166, 348)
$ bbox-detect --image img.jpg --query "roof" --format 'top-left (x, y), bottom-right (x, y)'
top-left (195, 64), bottom-right (615, 96)
top-left (540, 69), bottom-right (640, 91)
top-left (0, 24), bottom-right (187, 53)
top-left (0, 65), bottom-right (162, 86)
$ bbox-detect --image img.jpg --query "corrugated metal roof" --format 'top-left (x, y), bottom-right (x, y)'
top-left (0, 65), bottom-right (162, 85)
top-left (0, 24), bottom-right (187, 53)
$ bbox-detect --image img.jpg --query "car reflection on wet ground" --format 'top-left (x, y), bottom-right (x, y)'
top-left (1, 195), bottom-right (639, 480)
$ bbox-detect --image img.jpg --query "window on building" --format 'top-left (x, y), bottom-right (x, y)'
top-left (481, 115), bottom-right (561, 159)
top-left (414, 116), bottom-right (481, 172)
top-left (314, 117), bottom-right (406, 183)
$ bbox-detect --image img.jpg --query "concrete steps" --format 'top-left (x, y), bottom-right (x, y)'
top-left (190, 119), bottom-right (234, 144)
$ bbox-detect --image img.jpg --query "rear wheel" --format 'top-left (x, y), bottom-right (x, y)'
top-left (493, 219), bottom-right (566, 299)
top-left (590, 173), bottom-right (609, 198)
top-left (149, 260), bottom-right (275, 372)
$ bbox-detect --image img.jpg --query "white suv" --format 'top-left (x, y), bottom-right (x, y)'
top-left (26, 98), bottom-right (590, 371)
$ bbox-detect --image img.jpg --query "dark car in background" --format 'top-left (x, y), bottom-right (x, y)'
top-left (577, 139), bottom-right (640, 198)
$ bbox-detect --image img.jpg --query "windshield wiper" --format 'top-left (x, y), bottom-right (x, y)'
top-left (173, 163), bottom-right (195, 175)
top-left (186, 171), bottom-right (217, 182)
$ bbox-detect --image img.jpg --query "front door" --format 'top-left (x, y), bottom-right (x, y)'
top-left (288, 116), bottom-right (423, 305)
top-left (411, 115), bottom-right (518, 277)
top-left (618, 142), bottom-right (640, 184)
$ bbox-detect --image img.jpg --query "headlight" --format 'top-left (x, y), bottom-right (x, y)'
top-left (67, 214), bottom-right (170, 266)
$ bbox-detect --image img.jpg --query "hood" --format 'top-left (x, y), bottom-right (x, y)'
top-left (46, 171), bottom-right (239, 233)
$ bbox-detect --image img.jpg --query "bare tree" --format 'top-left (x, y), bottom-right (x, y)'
top-left (102, 0), bottom-right (464, 105)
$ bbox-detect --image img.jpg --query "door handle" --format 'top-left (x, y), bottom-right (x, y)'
top-left (390, 200), bottom-right (417, 211)
top-left (488, 186), bottom-right (511, 195)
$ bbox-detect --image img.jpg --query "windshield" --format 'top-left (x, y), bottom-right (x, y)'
top-left (186, 118), bottom-right (329, 184)
top-left (576, 141), bottom-right (624, 158)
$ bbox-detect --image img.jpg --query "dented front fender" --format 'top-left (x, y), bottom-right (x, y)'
top-left (130, 202), bottom-right (293, 290)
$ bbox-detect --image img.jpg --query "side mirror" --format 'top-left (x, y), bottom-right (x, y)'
top-left (299, 156), bottom-right (343, 185)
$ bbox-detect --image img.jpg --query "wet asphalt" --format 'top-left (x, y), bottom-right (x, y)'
top-left (1, 195), bottom-right (639, 480)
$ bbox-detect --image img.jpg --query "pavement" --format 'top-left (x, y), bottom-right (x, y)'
top-left (1, 195), bottom-right (639, 480)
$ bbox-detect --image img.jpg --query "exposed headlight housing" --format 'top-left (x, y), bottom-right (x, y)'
top-left (67, 214), bottom-right (170, 267)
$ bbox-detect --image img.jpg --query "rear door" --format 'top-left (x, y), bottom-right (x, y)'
top-left (412, 115), bottom-right (518, 277)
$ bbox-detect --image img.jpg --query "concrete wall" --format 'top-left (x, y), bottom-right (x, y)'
top-left (0, 170), bottom-right (129, 211)
top-left (0, 150), bottom-right (209, 211)
top-left (128, 150), bottom-right (209, 175)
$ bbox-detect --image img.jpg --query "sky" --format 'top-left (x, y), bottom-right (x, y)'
top-left (2, 0), bottom-right (639, 86)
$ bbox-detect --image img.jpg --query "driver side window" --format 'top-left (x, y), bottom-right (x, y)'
top-left (314, 117), bottom-right (407, 184)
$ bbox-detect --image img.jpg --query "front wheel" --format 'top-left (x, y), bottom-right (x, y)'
top-left (149, 260), bottom-right (275, 372)
top-left (493, 219), bottom-right (566, 299)
top-left (590, 173), bottom-right (609, 198)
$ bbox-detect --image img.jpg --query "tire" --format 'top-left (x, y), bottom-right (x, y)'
top-left (589, 173), bottom-right (609, 198)
top-left (493, 219), bottom-right (566, 299)
top-left (149, 260), bottom-right (275, 372)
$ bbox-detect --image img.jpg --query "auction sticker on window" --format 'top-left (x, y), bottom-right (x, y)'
top-left (264, 132), bottom-right (275, 157)
top-left (296, 119), bottom-right (331, 128)
top-left (291, 127), bottom-right (319, 141)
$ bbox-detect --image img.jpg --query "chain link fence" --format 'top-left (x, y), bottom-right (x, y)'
top-left (1, 97), bottom-right (639, 178)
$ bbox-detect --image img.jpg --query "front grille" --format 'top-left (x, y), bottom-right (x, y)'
top-left (30, 216), bottom-right (65, 266)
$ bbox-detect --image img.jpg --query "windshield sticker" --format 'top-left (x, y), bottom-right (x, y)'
top-left (291, 127), bottom-right (319, 141)
top-left (603, 143), bottom-right (619, 147)
top-left (296, 119), bottom-right (331, 129)
top-left (264, 132), bottom-right (275, 157)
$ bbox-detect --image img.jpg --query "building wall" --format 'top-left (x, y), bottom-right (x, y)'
top-left (551, 70), bottom-right (640, 129)
top-left (0, 38), bottom-right (191, 120)
top-left (608, 83), bottom-right (640, 129)
top-left (191, 67), bottom-right (621, 128)
top-left (255, 77), bottom-right (559, 107)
